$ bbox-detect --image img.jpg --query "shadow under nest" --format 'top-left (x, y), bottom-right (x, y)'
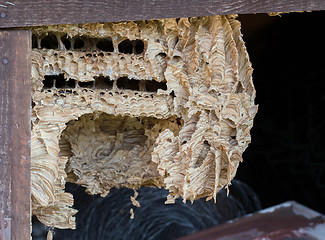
top-left (32, 180), bottom-right (261, 240)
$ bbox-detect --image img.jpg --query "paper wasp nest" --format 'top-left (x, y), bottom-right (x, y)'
top-left (31, 15), bottom-right (257, 229)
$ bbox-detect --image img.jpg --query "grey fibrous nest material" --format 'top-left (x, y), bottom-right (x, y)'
top-left (31, 15), bottom-right (257, 229)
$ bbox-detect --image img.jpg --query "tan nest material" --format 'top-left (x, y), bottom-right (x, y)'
top-left (31, 15), bottom-right (257, 229)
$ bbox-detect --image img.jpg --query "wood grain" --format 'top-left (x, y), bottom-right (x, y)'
top-left (0, 0), bottom-right (324, 28)
top-left (178, 201), bottom-right (323, 240)
top-left (0, 29), bottom-right (31, 240)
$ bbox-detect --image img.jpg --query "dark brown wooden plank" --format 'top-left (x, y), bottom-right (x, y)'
top-left (0, 0), bottom-right (324, 28)
top-left (178, 201), bottom-right (324, 240)
top-left (0, 29), bottom-right (31, 240)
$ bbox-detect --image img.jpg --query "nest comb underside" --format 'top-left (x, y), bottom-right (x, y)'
top-left (31, 15), bottom-right (257, 229)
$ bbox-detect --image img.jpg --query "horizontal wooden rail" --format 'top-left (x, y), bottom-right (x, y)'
top-left (0, 0), bottom-right (324, 28)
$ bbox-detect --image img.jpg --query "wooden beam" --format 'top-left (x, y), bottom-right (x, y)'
top-left (0, 0), bottom-right (324, 28)
top-left (178, 201), bottom-right (323, 240)
top-left (0, 29), bottom-right (31, 240)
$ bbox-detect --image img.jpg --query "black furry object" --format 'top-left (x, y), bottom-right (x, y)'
top-left (32, 180), bottom-right (261, 240)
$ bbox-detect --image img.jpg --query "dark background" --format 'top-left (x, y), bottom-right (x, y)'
top-left (237, 11), bottom-right (325, 213)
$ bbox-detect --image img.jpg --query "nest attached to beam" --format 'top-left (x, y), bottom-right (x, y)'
top-left (30, 15), bottom-right (257, 229)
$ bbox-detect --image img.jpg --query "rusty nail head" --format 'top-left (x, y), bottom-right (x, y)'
top-left (3, 58), bottom-right (8, 64)
top-left (0, 12), bottom-right (6, 18)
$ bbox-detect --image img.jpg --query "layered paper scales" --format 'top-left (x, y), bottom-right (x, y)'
top-left (31, 15), bottom-right (257, 228)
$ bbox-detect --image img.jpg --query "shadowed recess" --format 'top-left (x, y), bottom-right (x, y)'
top-left (32, 180), bottom-right (261, 240)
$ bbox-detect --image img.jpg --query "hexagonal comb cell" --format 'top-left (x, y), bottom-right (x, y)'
top-left (31, 16), bottom-right (257, 229)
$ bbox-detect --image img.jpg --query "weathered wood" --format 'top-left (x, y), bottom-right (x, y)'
top-left (178, 201), bottom-right (324, 240)
top-left (0, 29), bottom-right (31, 240)
top-left (0, 0), bottom-right (324, 28)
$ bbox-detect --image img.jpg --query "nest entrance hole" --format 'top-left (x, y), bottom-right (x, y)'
top-left (43, 74), bottom-right (77, 89)
top-left (116, 77), bottom-right (167, 92)
top-left (40, 33), bottom-right (58, 49)
top-left (33, 33), bottom-right (144, 54)
top-left (96, 39), bottom-right (114, 52)
top-left (42, 74), bottom-right (167, 93)
top-left (118, 39), bottom-right (144, 54)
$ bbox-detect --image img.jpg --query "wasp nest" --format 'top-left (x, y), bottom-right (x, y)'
top-left (31, 15), bottom-right (257, 229)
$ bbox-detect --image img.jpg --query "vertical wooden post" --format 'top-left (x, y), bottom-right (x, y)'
top-left (0, 30), bottom-right (31, 240)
